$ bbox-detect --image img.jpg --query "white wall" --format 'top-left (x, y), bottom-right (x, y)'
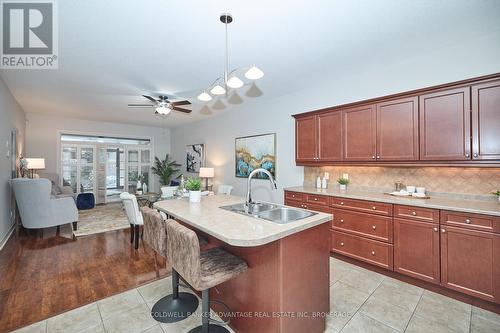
top-left (171, 31), bottom-right (500, 204)
top-left (25, 113), bottom-right (171, 192)
top-left (0, 76), bottom-right (26, 248)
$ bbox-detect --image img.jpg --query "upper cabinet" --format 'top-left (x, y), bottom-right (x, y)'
top-left (472, 80), bottom-right (500, 160)
top-left (419, 87), bottom-right (471, 161)
top-left (294, 73), bottom-right (500, 166)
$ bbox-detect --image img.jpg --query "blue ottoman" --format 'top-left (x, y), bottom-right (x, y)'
top-left (77, 193), bottom-right (95, 210)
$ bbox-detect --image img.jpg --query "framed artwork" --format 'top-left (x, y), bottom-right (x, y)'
top-left (186, 144), bottom-right (205, 173)
top-left (235, 133), bottom-right (276, 179)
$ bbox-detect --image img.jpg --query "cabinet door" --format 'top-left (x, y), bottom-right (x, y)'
top-left (394, 219), bottom-right (440, 284)
top-left (441, 226), bottom-right (500, 303)
top-left (343, 105), bottom-right (376, 161)
top-left (295, 116), bottom-right (317, 162)
top-left (377, 97), bottom-right (419, 161)
top-left (318, 111), bottom-right (342, 161)
top-left (472, 80), bottom-right (500, 160)
top-left (419, 87), bottom-right (471, 160)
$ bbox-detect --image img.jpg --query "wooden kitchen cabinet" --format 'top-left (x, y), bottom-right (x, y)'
top-left (419, 87), bottom-right (471, 160)
top-left (295, 115), bottom-right (317, 162)
top-left (394, 218), bottom-right (440, 284)
top-left (440, 225), bottom-right (500, 303)
top-left (472, 80), bottom-right (500, 160)
top-left (318, 111), bottom-right (342, 161)
top-left (376, 97), bottom-right (419, 161)
top-left (342, 104), bottom-right (376, 161)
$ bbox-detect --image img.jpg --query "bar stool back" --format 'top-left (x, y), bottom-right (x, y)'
top-left (166, 219), bottom-right (248, 333)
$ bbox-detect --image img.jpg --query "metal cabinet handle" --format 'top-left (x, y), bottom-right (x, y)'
top-left (372, 206), bottom-right (377, 210)
top-left (412, 211), bottom-right (417, 216)
top-left (465, 219), bottom-right (471, 224)
top-left (372, 225), bottom-right (376, 230)
top-left (371, 251), bottom-right (376, 256)
top-left (340, 242), bottom-right (344, 247)
top-left (473, 153), bottom-right (478, 158)
top-left (314, 198), bottom-right (318, 201)
top-left (340, 202), bottom-right (344, 205)
top-left (433, 227), bottom-right (438, 232)
top-left (376, 155), bottom-right (380, 159)
top-left (465, 153), bottom-right (470, 158)
top-left (441, 228), bottom-right (446, 233)
top-left (292, 195), bottom-right (295, 198)
top-left (372, 155), bottom-right (376, 159)
top-left (340, 219), bottom-right (344, 223)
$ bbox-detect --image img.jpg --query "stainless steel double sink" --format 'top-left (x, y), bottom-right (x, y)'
top-left (220, 202), bottom-right (317, 224)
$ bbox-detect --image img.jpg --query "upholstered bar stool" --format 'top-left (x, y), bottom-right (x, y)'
top-left (165, 219), bottom-right (248, 333)
top-left (141, 207), bottom-right (199, 323)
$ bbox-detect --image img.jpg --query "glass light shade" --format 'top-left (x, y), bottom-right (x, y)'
top-left (155, 106), bottom-right (171, 115)
top-left (26, 158), bottom-right (45, 169)
top-left (226, 75), bottom-right (244, 88)
top-left (245, 66), bottom-right (264, 80)
top-left (199, 167), bottom-right (214, 178)
top-left (197, 92), bottom-right (213, 102)
top-left (210, 84), bottom-right (226, 95)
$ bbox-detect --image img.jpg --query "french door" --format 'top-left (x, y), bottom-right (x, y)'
top-left (61, 144), bottom-right (96, 194)
top-left (126, 147), bottom-right (151, 194)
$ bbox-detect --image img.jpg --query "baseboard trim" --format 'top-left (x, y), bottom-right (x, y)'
top-left (0, 223), bottom-right (15, 251)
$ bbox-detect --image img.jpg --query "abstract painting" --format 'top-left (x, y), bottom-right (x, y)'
top-left (235, 133), bottom-right (276, 179)
top-left (186, 144), bottom-right (205, 173)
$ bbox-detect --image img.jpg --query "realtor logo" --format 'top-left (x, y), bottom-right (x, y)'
top-left (1, 0), bottom-right (58, 69)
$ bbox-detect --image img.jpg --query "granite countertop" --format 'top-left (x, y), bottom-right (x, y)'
top-left (285, 186), bottom-right (500, 217)
top-left (153, 195), bottom-right (332, 247)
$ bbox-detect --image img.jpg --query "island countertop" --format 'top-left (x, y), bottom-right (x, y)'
top-left (153, 195), bottom-right (332, 247)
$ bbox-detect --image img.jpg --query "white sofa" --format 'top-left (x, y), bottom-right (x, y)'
top-left (12, 178), bottom-right (79, 230)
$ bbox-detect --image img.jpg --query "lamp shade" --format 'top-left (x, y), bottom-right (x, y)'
top-left (245, 65), bottom-right (264, 80)
top-left (210, 85), bottom-right (226, 95)
top-left (226, 75), bottom-right (244, 89)
top-left (199, 167), bottom-right (214, 178)
top-left (197, 91), bottom-right (213, 102)
top-left (26, 158), bottom-right (45, 170)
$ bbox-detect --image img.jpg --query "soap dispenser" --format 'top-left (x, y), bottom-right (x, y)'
top-left (316, 176), bottom-right (321, 188)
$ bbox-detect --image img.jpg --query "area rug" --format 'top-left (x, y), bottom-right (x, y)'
top-left (74, 203), bottom-right (129, 237)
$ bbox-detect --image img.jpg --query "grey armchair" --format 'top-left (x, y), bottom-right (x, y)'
top-left (12, 178), bottom-right (79, 230)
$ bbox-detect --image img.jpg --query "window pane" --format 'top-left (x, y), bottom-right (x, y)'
top-left (140, 165), bottom-right (150, 190)
top-left (81, 148), bottom-right (94, 164)
top-left (81, 166), bottom-right (94, 193)
top-left (62, 147), bottom-right (77, 164)
top-left (128, 166), bottom-right (139, 193)
top-left (62, 165), bottom-right (77, 193)
top-left (141, 150), bottom-right (150, 164)
top-left (128, 150), bottom-right (139, 163)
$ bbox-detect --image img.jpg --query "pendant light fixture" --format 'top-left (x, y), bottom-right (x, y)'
top-left (197, 13), bottom-right (264, 102)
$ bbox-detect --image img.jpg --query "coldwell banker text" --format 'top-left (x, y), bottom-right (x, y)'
top-left (1, 0), bottom-right (58, 69)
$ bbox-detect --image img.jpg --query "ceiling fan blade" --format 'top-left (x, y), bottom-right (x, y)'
top-left (171, 100), bottom-right (191, 106)
top-left (142, 95), bottom-right (158, 103)
top-left (172, 106), bottom-right (192, 113)
top-left (128, 104), bottom-right (154, 107)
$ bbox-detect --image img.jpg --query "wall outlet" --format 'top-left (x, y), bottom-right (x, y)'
top-left (342, 173), bottom-right (349, 180)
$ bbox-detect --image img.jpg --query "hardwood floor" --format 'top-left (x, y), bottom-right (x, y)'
top-left (0, 227), bottom-right (169, 333)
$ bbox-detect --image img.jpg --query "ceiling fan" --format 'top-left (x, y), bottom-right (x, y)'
top-left (128, 95), bottom-right (192, 115)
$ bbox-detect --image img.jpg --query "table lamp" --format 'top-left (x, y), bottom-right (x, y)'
top-left (199, 167), bottom-right (214, 191)
top-left (26, 158), bottom-right (45, 178)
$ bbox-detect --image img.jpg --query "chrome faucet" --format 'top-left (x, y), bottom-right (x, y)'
top-left (246, 168), bottom-right (277, 206)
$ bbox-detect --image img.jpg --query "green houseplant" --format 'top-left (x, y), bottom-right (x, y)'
top-left (185, 177), bottom-right (202, 203)
top-left (337, 177), bottom-right (349, 191)
top-left (493, 190), bottom-right (500, 204)
top-left (151, 154), bottom-right (181, 197)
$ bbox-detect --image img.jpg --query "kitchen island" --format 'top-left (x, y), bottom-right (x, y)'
top-left (154, 195), bottom-right (332, 333)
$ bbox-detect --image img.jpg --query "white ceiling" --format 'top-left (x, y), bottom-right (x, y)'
top-left (1, 0), bottom-right (499, 128)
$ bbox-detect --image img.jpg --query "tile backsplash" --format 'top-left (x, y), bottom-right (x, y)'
top-left (304, 166), bottom-right (500, 196)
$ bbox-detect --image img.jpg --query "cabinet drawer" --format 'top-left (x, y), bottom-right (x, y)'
top-left (331, 197), bottom-right (393, 216)
top-left (394, 205), bottom-right (439, 224)
top-left (441, 211), bottom-right (500, 233)
top-left (285, 199), bottom-right (302, 209)
top-left (332, 209), bottom-right (393, 243)
top-left (305, 194), bottom-right (329, 206)
top-left (285, 200), bottom-right (331, 214)
top-left (331, 230), bottom-right (393, 270)
top-left (285, 191), bottom-right (303, 202)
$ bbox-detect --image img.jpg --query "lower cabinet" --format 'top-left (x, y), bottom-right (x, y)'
top-left (394, 218), bottom-right (440, 284)
top-left (331, 230), bottom-right (393, 270)
top-left (441, 225), bottom-right (500, 303)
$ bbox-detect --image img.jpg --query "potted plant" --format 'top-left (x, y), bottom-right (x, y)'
top-left (185, 177), bottom-right (202, 203)
top-left (151, 154), bottom-right (181, 198)
top-left (493, 190), bottom-right (500, 204)
top-left (337, 177), bottom-right (349, 191)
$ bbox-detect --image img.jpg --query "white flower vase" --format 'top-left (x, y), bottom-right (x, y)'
top-left (189, 190), bottom-right (201, 203)
top-left (339, 184), bottom-right (347, 191)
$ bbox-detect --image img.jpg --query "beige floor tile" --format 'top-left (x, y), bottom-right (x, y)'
top-left (103, 303), bottom-right (158, 333)
top-left (46, 303), bottom-right (102, 333)
top-left (138, 278), bottom-right (173, 303)
top-left (413, 290), bottom-right (471, 333)
top-left (339, 266), bottom-right (385, 294)
top-left (328, 281), bottom-right (371, 332)
top-left (472, 306), bottom-right (500, 326)
top-left (406, 314), bottom-right (464, 333)
top-left (471, 314), bottom-right (500, 333)
top-left (370, 278), bottom-right (423, 312)
top-left (341, 312), bottom-right (398, 333)
top-left (359, 295), bottom-right (412, 331)
top-left (330, 258), bottom-right (354, 284)
top-left (141, 325), bottom-right (165, 333)
top-left (97, 288), bottom-right (146, 319)
top-left (12, 321), bottom-right (47, 333)
top-left (76, 323), bottom-right (105, 333)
